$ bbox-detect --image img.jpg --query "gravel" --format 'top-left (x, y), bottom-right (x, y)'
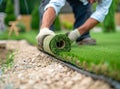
top-left (0, 40), bottom-right (113, 89)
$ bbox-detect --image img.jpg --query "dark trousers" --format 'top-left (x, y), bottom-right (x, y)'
top-left (39, 0), bottom-right (92, 42)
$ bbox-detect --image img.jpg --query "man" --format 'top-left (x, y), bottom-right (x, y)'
top-left (37, 0), bottom-right (112, 46)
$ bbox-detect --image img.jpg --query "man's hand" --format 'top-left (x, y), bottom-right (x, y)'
top-left (67, 29), bottom-right (80, 42)
top-left (36, 28), bottom-right (55, 47)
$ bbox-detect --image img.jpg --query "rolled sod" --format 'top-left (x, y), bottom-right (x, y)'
top-left (43, 34), bottom-right (71, 55)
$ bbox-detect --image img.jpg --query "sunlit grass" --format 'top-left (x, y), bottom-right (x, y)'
top-left (0, 30), bottom-right (38, 45)
top-left (60, 32), bottom-right (120, 81)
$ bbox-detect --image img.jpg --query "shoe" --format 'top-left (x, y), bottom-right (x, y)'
top-left (77, 37), bottom-right (96, 45)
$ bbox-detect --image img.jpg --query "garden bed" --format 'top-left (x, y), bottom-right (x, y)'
top-left (0, 40), bottom-right (112, 89)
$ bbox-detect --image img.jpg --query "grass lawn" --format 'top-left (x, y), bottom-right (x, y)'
top-left (0, 30), bottom-right (38, 45)
top-left (0, 30), bottom-right (120, 81)
top-left (59, 32), bottom-right (120, 81)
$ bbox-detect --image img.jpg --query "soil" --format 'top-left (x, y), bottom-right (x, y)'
top-left (0, 49), bottom-right (13, 65)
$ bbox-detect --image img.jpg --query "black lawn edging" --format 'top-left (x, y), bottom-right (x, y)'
top-left (39, 49), bottom-right (120, 89)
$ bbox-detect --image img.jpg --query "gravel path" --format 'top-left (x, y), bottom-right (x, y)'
top-left (0, 40), bottom-right (113, 89)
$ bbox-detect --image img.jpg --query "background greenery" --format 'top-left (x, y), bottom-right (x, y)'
top-left (31, 5), bottom-right (40, 30)
top-left (4, 0), bottom-right (16, 26)
top-left (0, 0), bottom-right (41, 14)
top-left (54, 16), bottom-right (61, 31)
top-left (102, 0), bottom-right (117, 32)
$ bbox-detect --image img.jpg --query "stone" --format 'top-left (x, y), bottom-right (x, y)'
top-left (0, 13), bottom-right (6, 31)
top-left (0, 41), bottom-right (6, 49)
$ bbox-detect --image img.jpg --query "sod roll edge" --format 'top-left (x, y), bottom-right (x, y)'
top-left (43, 34), bottom-right (71, 55)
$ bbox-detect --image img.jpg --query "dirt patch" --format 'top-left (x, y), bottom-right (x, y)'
top-left (0, 49), bottom-right (13, 64)
top-left (0, 40), bottom-right (13, 66)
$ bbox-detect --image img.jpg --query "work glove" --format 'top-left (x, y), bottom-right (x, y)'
top-left (66, 29), bottom-right (81, 42)
top-left (36, 28), bottom-right (55, 48)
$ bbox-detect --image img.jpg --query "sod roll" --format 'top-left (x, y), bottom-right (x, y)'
top-left (43, 34), bottom-right (71, 55)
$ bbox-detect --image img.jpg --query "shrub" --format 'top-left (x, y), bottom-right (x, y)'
top-left (31, 6), bottom-right (40, 30)
top-left (4, 0), bottom-right (16, 26)
top-left (0, 0), bottom-right (7, 12)
top-left (16, 22), bottom-right (26, 32)
top-left (61, 21), bottom-right (73, 30)
top-left (4, 14), bottom-right (16, 26)
top-left (54, 16), bottom-right (61, 31)
top-left (102, 2), bottom-right (116, 32)
top-left (0, 0), bottom-right (41, 14)
top-left (20, 0), bottom-right (40, 14)
top-left (114, 0), bottom-right (120, 12)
